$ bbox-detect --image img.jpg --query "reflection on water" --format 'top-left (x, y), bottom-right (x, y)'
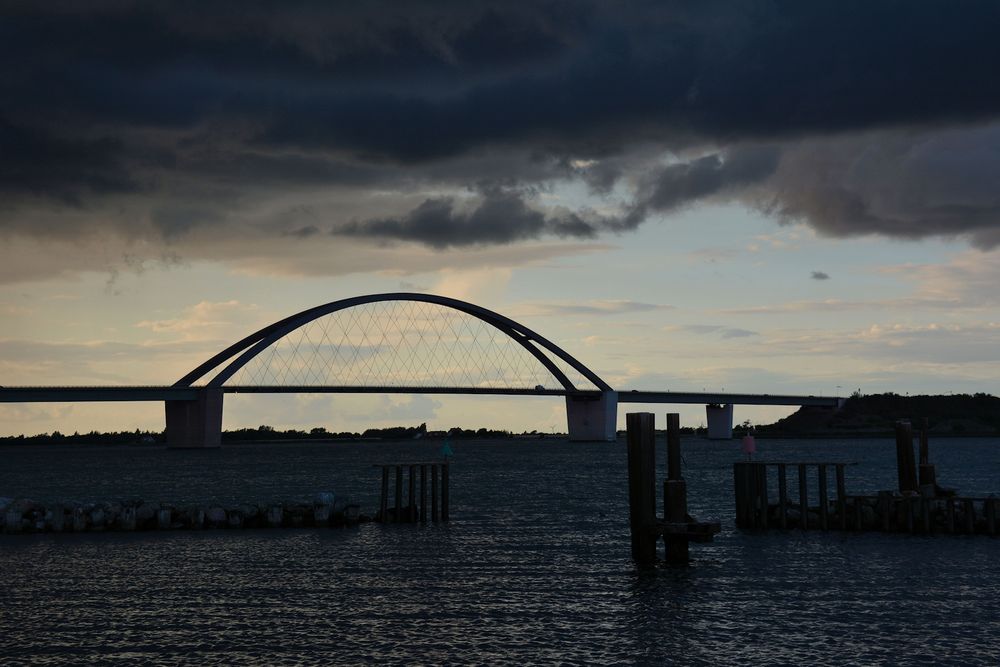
top-left (1, 437), bottom-right (999, 665)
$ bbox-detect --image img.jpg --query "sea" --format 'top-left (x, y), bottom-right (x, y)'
top-left (1, 435), bottom-right (999, 666)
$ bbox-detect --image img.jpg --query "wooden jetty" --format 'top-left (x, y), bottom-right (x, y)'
top-left (734, 420), bottom-right (999, 536)
top-left (627, 412), bottom-right (720, 566)
top-left (373, 461), bottom-right (449, 524)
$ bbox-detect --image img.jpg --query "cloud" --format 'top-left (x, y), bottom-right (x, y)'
top-left (811, 271), bottom-right (830, 280)
top-left (3, 1), bottom-right (1000, 281)
top-left (519, 300), bottom-right (673, 317)
top-left (335, 190), bottom-right (612, 248)
top-left (663, 324), bottom-right (758, 339)
top-left (135, 300), bottom-right (262, 340)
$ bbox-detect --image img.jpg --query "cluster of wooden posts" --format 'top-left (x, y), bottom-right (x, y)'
top-left (734, 420), bottom-right (999, 536)
top-left (375, 461), bottom-right (449, 523)
top-left (627, 412), bottom-right (720, 566)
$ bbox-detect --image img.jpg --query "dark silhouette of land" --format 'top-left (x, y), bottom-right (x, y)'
top-left (755, 392), bottom-right (1000, 437)
top-left (2, 393), bottom-right (998, 445)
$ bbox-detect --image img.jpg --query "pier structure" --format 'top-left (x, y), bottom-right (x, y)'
top-left (734, 419), bottom-right (999, 536)
top-left (373, 461), bottom-right (450, 524)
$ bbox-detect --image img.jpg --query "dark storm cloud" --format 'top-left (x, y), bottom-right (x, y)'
top-left (811, 271), bottom-right (830, 281)
top-left (3, 1), bottom-right (1000, 251)
top-left (336, 189), bottom-right (610, 248)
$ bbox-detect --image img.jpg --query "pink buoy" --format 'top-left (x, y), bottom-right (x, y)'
top-left (741, 434), bottom-right (756, 459)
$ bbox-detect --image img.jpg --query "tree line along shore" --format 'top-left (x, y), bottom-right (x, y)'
top-left (2, 393), bottom-right (998, 445)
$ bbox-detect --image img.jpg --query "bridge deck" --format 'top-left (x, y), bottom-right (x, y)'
top-left (617, 391), bottom-right (841, 407)
top-left (0, 386), bottom-right (842, 407)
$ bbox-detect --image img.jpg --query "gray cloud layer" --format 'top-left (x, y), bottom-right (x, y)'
top-left (3, 1), bottom-right (1000, 271)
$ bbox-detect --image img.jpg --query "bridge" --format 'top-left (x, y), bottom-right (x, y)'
top-left (0, 293), bottom-right (842, 445)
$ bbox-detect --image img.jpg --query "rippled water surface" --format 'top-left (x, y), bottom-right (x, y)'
top-left (2, 436), bottom-right (999, 665)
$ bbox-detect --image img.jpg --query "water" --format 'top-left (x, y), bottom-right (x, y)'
top-left (1, 436), bottom-right (999, 665)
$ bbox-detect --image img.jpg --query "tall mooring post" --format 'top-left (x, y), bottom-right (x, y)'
top-left (626, 412), bottom-right (657, 566)
top-left (894, 420), bottom-right (918, 494)
top-left (626, 412), bottom-right (719, 568)
top-left (664, 413), bottom-right (689, 565)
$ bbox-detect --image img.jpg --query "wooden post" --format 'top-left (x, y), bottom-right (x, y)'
top-left (878, 491), bottom-right (891, 531)
top-left (756, 463), bottom-right (768, 529)
top-left (963, 498), bottom-right (975, 534)
top-left (734, 462), bottom-right (748, 528)
top-left (835, 464), bottom-right (847, 530)
top-left (946, 498), bottom-right (956, 533)
top-left (853, 497), bottom-right (863, 531)
top-left (818, 464), bottom-right (829, 530)
top-left (987, 498), bottom-right (996, 536)
top-left (904, 497), bottom-right (914, 533)
top-left (778, 464), bottom-right (788, 529)
top-left (441, 462), bottom-right (450, 522)
top-left (431, 464), bottom-right (439, 522)
top-left (919, 418), bottom-right (929, 465)
top-left (626, 412), bottom-right (657, 566)
top-left (408, 465), bottom-right (416, 522)
top-left (894, 421), bottom-right (918, 494)
top-left (663, 412), bottom-right (688, 565)
top-left (394, 465), bottom-right (403, 523)
top-left (921, 498), bottom-right (931, 533)
top-left (798, 464), bottom-right (809, 530)
top-left (379, 465), bottom-right (389, 523)
top-left (420, 464), bottom-right (428, 523)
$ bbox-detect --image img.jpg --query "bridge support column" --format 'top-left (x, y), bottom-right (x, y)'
top-left (165, 387), bottom-right (223, 448)
top-left (706, 403), bottom-right (733, 440)
top-left (566, 391), bottom-right (618, 442)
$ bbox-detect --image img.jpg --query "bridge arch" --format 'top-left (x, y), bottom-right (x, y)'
top-left (166, 294), bottom-right (618, 447)
top-left (175, 293), bottom-right (611, 393)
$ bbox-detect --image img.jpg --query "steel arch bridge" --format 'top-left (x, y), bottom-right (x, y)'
top-left (165, 293), bottom-right (619, 445)
top-left (175, 292), bottom-right (612, 395)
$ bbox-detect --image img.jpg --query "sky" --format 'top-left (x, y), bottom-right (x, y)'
top-left (3, 1), bottom-right (1000, 436)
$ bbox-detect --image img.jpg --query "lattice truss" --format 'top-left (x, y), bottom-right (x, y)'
top-left (228, 300), bottom-right (598, 390)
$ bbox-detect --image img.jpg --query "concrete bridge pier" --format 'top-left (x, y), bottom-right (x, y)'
top-left (566, 391), bottom-right (618, 442)
top-left (706, 403), bottom-right (734, 439)
top-left (165, 387), bottom-right (224, 448)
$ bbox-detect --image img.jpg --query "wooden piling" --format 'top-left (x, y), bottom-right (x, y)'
top-left (733, 463), bottom-right (747, 528)
top-left (756, 463), bottom-right (768, 529)
top-left (394, 465), bottom-right (403, 523)
top-left (408, 465), bottom-right (416, 522)
top-left (663, 413), bottom-right (689, 565)
top-left (420, 464), bottom-right (428, 523)
top-left (853, 497), bottom-right (863, 531)
top-left (894, 421), bottom-right (918, 494)
top-left (778, 464), bottom-right (788, 529)
top-left (964, 498), bottom-right (975, 534)
top-left (987, 498), bottom-right (997, 536)
top-left (441, 462), bottom-right (450, 522)
top-left (431, 464), bottom-right (439, 522)
top-left (836, 464), bottom-right (847, 530)
top-left (379, 465), bottom-right (389, 522)
top-left (878, 491), bottom-right (891, 532)
top-left (626, 412), bottom-right (657, 566)
top-left (946, 497), bottom-right (956, 533)
top-left (798, 464), bottom-right (809, 530)
top-left (818, 464), bottom-right (829, 530)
